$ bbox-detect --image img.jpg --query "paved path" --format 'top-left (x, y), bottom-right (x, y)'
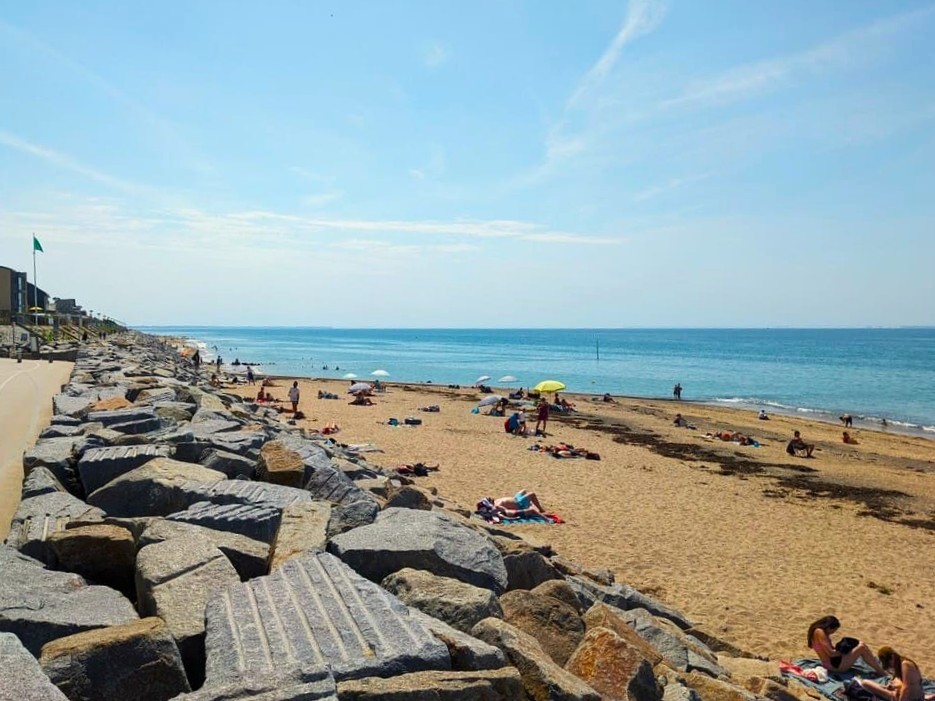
top-left (0, 358), bottom-right (73, 539)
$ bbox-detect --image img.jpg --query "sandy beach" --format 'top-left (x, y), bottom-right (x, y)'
top-left (237, 376), bottom-right (935, 671)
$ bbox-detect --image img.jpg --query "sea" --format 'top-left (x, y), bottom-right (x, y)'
top-left (136, 327), bottom-right (935, 437)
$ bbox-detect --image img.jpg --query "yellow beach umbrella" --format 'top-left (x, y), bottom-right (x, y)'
top-left (533, 380), bottom-right (566, 393)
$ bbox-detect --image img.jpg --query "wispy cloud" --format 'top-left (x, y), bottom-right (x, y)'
top-left (0, 130), bottom-right (140, 193)
top-left (633, 171), bottom-right (717, 202)
top-left (424, 42), bottom-right (450, 68)
top-left (0, 18), bottom-right (213, 174)
top-left (568, 0), bottom-right (668, 108)
top-left (663, 6), bottom-right (935, 110)
top-left (518, 0), bottom-right (666, 184)
top-left (302, 190), bottom-right (343, 208)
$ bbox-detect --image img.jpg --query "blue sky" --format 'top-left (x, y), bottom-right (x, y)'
top-left (1, 1), bottom-right (933, 327)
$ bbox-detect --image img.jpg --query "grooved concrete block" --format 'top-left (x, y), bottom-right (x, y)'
top-left (5, 492), bottom-right (106, 563)
top-left (194, 479), bottom-right (312, 510)
top-left (86, 406), bottom-right (158, 427)
top-left (167, 501), bottom-right (283, 543)
top-left (0, 632), bottom-right (69, 700)
top-left (328, 508), bottom-right (508, 594)
top-left (39, 617), bottom-right (190, 701)
top-left (203, 551), bottom-right (450, 686)
top-left (86, 458), bottom-right (226, 517)
top-left (77, 444), bottom-right (175, 494)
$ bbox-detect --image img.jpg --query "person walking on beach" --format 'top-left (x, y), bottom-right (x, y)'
top-left (840, 414), bottom-right (853, 428)
top-left (216, 355), bottom-right (222, 372)
top-left (288, 381), bottom-right (300, 413)
top-left (673, 383), bottom-right (682, 400)
top-left (246, 365), bottom-right (255, 385)
top-left (192, 349), bottom-right (201, 372)
top-left (535, 398), bottom-right (549, 436)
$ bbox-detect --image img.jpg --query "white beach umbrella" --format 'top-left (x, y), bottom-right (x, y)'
top-left (342, 373), bottom-right (358, 379)
top-left (498, 375), bottom-right (517, 383)
top-left (371, 369), bottom-right (390, 377)
top-left (475, 375), bottom-right (491, 384)
top-left (348, 382), bottom-right (372, 393)
top-left (477, 395), bottom-right (504, 407)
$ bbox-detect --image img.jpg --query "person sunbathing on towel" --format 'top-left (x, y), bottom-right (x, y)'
top-left (477, 490), bottom-right (545, 520)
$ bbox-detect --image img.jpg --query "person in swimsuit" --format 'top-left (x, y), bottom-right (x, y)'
top-left (858, 646), bottom-right (935, 701)
top-left (477, 490), bottom-right (545, 519)
top-left (535, 398), bottom-right (549, 436)
top-left (807, 616), bottom-right (886, 676)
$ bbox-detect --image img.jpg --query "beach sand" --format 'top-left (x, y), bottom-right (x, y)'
top-left (0, 358), bottom-right (74, 540)
top-left (239, 377), bottom-right (935, 670)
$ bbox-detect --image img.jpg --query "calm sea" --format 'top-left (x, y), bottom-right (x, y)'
top-left (136, 327), bottom-right (935, 435)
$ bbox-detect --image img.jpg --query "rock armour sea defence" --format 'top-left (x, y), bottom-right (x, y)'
top-left (0, 334), bottom-right (817, 701)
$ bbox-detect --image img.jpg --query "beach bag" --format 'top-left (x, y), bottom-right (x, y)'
top-left (843, 680), bottom-right (873, 701)
top-left (404, 417), bottom-right (422, 426)
top-left (835, 637), bottom-right (860, 655)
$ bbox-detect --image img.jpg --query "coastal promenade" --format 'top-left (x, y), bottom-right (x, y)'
top-left (0, 358), bottom-right (72, 539)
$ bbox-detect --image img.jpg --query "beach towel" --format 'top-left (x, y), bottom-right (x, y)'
top-left (782, 658), bottom-right (935, 701)
top-left (344, 443), bottom-right (384, 453)
top-left (474, 508), bottom-right (565, 525)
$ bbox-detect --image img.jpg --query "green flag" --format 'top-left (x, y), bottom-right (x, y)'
top-left (33, 235), bottom-right (43, 253)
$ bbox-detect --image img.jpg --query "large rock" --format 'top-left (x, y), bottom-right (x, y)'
top-left (86, 405), bottom-right (159, 427)
top-left (268, 501), bottom-right (330, 571)
top-left (52, 394), bottom-right (93, 419)
top-left (682, 671), bottom-right (756, 701)
top-left (23, 437), bottom-right (84, 495)
top-left (470, 617), bottom-right (600, 701)
top-left (5, 492), bottom-right (105, 563)
top-left (47, 524), bottom-right (136, 596)
top-left (256, 440), bottom-right (306, 488)
top-left (383, 484), bottom-right (433, 510)
top-left (86, 458), bottom-right (225, 517)
top-left (167, 501), bottom-right (283, 544)
top-left (77, 444), bottom-right (175, 494)
top-left (499, 589), bottom-right (585, 666)
top-left (171, 668), bottom-right (337, 700)
top-left (623, 608), bottom-right (726, 677)
top-left (532, 580), bottom-right (585, 613)
top-left (203, 551), bottom-right (450, 686)
top-left (408, 609), bottom-right (507, 672)
top-left (382, 568), bottom-right (503, 634)
top-left (21, 466), bottom-right (66, 499)
top-left (136, 536), bottom-right (240, 684)
top-left (328, 508), bottom-right (508, 594)
top-left (336, 668), bottom-right (525, 700)
top-left (39, 617), bottom-right (191, 701)
top-left (565, 627), bottom-right (661, 701)
top-left (567, 575), bottom-right (692, 630)
top-left (0, 632), bottom-right (69, 700)
top-left (194, 479), bottom-right (312, 510)
top-left (199, 449), bottom-right (256, 480)
top-left (139, 519), bottom-right (269, 581)
top-left (0, 545), bottom-right (139, 656)
top-left (327, 499), bottom-right (379, 537)
top-left (502, 547), bottom-right (563, 591)
top-left (582, 602), bottom-right (663, 665)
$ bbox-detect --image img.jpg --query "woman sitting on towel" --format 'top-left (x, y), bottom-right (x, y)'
top-left (858, 646), bottom-right (935, 701)
top-left (807, 616), bottom-right (886, 676)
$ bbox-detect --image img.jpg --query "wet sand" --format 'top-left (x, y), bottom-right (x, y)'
top-left (0, 358), bottom-right (74, 539)
top-left (240, 377), bottom-right (935, 670)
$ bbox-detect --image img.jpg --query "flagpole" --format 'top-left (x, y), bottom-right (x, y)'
top-left (33, 233), bottom-right (38, 325)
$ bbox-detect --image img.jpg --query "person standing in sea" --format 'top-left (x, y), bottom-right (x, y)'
top-left (289, 381), bottom-right (300, 413)
top-left (673, 383), bottom-right (682, 400)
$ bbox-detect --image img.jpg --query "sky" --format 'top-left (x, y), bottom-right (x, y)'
top-left (1, 1), bottom-right (933, 328)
